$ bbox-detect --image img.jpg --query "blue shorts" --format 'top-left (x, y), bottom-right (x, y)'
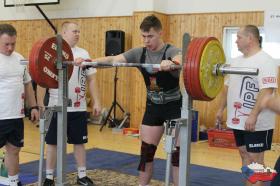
top-left (0, 118), bottom-right (24, 148)
top-left (45, 111), bottom-right (88, 145)
top-left (142, 99), bottom-right (182, 126)
top-left (233, 129), bottom-right (273, 153)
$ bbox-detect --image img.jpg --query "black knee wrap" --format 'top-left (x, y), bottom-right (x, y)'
top-left (171, 146), bottom-right (180, 167)
top-left (137, 141), bottom-right (157, 171)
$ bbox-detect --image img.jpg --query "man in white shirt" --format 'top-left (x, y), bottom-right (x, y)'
top-left (0, 24), bottom-right (39, 186)
top-left (216, 25), bottom-right (278, 186)
top-left (37, 22), bottom-right (101, 186)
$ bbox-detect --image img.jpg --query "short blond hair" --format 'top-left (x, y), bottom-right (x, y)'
top-left (61, 21), bottom-right (78, 33)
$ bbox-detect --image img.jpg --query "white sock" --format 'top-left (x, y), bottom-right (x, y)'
top-left (46, 169), bottom-right (54, 180)
top-left (78, 167), bottom-right (86, 178)
top-left (8, 174), bottom-right (19, 186)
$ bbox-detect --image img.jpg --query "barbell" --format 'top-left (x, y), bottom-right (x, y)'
top-left (25, 36), bottom-right (258, 101)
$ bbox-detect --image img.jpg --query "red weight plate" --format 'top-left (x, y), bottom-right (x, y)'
top-left (29, 38), bottom-right (45, 86)
top-left (36, 37), bottom-right (60, 88)
top-left (183, 39), bottom-right (193, 95)
top-left (191, 37), bottom-right (214, 100)
top-left (191, 37), bottom-right (215, 101)
top-left (183, 39), bottom-right (194, 96)
top-left (184, 38), bottom-right (200, 97)
top-left (193, 37), bottom-right (218, 101)
top-left (190, 38), bottom-right (205, 99)
top-left (29, 37), bottom-right (74, 88)
top-left (186, 37), bottom-right (210, 100)
top-left (190, 37), bottom-right (209, 100)
top-left (28, 41), bottom-right (38, 83)
top-left (185, 38), bottom-right (206, 99)
top-left (34, 41), bottom-right (46, 86)
top-left (34, 39), bottom-right (47, 86)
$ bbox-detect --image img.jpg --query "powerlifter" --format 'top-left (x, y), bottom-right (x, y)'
top-left (77, 15), bottom-right (182, 186)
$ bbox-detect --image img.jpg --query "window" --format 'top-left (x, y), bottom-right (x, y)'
top-left (223, 27), bottom-right (280, 63)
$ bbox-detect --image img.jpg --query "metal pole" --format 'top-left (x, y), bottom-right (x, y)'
top-left (165, 141), bottom-right (172, 186)
top-left (38, 118), bottom-right (45, 186)
top-left (178, 100), bottom-right (192, 186)
top-left (56, 34), bottom-right (68, 186)
top-left (164, 122), bottom-right (173, 186)
top-left (35, 5), bottom-right (57, 34)
top-left (178, 32), bottom-right (192, 186)
top-left (38, 108), bottom-right (53, 186)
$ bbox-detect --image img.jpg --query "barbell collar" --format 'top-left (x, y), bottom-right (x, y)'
top-left (213, 64), bottom-right (259, 76)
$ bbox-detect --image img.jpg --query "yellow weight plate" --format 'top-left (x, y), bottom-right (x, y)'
top-left (199, 39), bottom-right (225, 99)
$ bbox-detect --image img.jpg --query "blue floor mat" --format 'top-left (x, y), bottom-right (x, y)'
top-left (5, 148), bottom-right (271, 185)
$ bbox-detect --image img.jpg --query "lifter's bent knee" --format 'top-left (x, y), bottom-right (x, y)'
top-left (138, 141), bottom-right (157, 171)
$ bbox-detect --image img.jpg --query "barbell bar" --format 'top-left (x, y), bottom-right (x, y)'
top-left (63, 61), bottom-right (259, 77)
top-left (21, 59), bottom-right (258, 76)
top-left (26, 36), bottom-right (259, 101)
top-left (20, 59), bottom-right (181, 71)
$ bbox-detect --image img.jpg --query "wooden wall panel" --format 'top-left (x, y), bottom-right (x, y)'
top-left (0, 16), bottom-right (133, 126)
top-left (2, 11), bottom-right (280, 141)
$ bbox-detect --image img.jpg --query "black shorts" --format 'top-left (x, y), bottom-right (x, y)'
top-left (142, 99), bottom-right (182, 126)
top-left (0, 118), bottom-right (24, 148)
top-left (45, 111), bottom-right (88, 145)
top-left (233, 129), bottom-right (273, 153)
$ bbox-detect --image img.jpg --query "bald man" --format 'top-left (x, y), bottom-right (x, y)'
top-left (37, 22), bottom-right (101, 186)
top-left (216, 25), bottom-right (278, 186)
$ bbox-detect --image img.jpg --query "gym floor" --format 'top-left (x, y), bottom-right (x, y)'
top-left (21, 118), bottom-right (279, 172)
